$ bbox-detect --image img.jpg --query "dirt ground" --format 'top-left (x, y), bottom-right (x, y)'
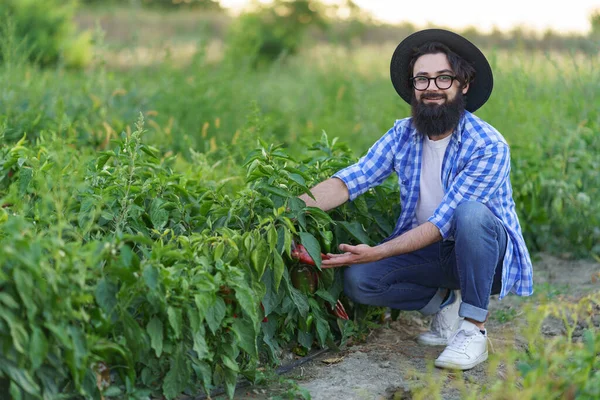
top-left (214, 253), bottom-right (599, 400)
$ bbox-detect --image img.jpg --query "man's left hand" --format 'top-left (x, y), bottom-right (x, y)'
top-left (321, 243), bottom-right (385, 268)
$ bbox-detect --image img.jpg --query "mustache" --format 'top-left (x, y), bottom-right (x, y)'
top-left (421, 92), bottom-right (447, 100)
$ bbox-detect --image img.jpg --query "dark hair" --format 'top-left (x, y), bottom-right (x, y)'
top-left (408, 42), bottom-right (476, 88)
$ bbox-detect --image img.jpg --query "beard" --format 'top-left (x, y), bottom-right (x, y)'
top-left (411, 91), bottom-right (466, 138)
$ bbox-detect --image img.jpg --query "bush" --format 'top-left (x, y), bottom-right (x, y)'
top-left (80, 0), bottom-right (222, 10)
top-left (225, 0), bottom-right (327, 67)
top-left (0, 116), bottom-right (398, 399)
top-left (0, 0), bottom-right (92, 68)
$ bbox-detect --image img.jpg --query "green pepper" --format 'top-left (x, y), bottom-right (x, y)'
top-left (305, 314), bottom-right (314, 331)
top-left (320, 231), bottom-right (333, 254)
top-left (298, 313), bottom-right (314, 331)
top-left (290, 264), bottom-right (318, 294)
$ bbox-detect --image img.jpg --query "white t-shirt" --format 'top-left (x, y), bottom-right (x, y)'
top-left (416, 134), bottom-right (452, 226)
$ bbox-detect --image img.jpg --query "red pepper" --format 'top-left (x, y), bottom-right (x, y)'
top-left (260, 302), bottom-right (268, 322)
top-left (329, 300), bottom-right (349, 320)
top-left (291, 243), bottom-right (330, 266)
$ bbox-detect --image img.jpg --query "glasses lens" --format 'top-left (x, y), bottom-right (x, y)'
top-left (435, 75), bottom-right (454, 89)
top-left (412, 77), bottom-right (429, 90)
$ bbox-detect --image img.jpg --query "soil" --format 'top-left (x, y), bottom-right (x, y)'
top-left (214, 253), bottom-right (600, 400)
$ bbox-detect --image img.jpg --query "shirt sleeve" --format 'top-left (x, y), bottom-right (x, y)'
top-left (428, 141), bottom-right (511, 239)
top-left (333, 126), bottom-right (397, 201)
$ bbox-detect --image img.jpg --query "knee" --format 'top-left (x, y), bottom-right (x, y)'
top-left (343, 266), bottom-right (378, 304)
top-left (452, 201), bottom-right (495, 234)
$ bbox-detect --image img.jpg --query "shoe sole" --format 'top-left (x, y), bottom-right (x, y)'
top-left (434, 351), bottom-right (488, 370)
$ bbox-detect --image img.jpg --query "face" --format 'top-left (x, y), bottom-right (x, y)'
top-left (410, 53), bottom-right (470, 138)
top-left (412, 53), bottom-right (468, 104)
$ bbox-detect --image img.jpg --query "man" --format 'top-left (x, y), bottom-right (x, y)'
top-left (299, 29), bottom-right (533, 370)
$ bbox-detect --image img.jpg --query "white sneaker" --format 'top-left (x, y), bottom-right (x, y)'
top-left (418, 290), bottom-right (462, 346)
top-left (434, 320), bottom-right (488, 370)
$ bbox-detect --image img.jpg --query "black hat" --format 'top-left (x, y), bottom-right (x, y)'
top-left (390, 29), bottom-right (493, 112)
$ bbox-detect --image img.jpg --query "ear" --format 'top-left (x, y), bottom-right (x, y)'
top-left (462, 82), bottom-right (470, 95)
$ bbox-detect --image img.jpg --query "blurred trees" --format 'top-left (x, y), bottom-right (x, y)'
top-left (79, 0), bottom-right (222, 9)
top-left (0, 0), bottom-right (92, 68)
top-left (591, 9), bottom-right (600, 37)
top-left (225, 0), bottom-right (327, 67)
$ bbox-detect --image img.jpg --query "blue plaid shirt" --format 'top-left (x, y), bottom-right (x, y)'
top-left (334, 111), bottom-right (533, 299)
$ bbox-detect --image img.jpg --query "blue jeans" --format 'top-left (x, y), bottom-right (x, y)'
top-left (343, 201), bottom-right (507, 323)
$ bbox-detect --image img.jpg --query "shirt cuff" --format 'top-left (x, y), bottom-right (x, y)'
top-left (428, 213), bottom-right (451, 240)
top-left (333, 164), bottom-right (367, 201)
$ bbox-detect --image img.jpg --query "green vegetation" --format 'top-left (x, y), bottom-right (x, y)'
top-left (410, 292), bottom-right (600, 400)
top-left (0, 0), bottom-right (92, 68)
top-left (0, 2), bottom-right (599, 399)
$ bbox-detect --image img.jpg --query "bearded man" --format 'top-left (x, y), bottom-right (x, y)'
top-left (299, 29), bottom-right (533, 370)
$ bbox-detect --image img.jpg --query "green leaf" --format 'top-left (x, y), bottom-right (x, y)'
top-left (213, 242), bottom-right (224, 261)
top-left (272, 251), bottom-right (284, 292)
top-left (289, 286), bottom-right (309, 317)
top-left (143, 264), bottom-right (159, 291)
top-left (150, 198), bottom-right (169, 230)
top-left (0, 356), bottom-right (40, 396)
top-left (205, 297), bottom-right (226, 335)
top-left (231, 317), bottom-right (257, 358)
top-left (284, 228), bottom-right (293, 258)
top-left (29, 327), bottom-right (48, 370)
top-left (191, 360), bottom-right (212, 394)
top-left (195, 293), bottom-right (215, 325)
top-left (192, 325), bottom-right (210, 360)
top-left (338, 221), bottom-right (372, 245)
top-left (289, 172), bottom-right (307, 187)
top-left (147, 317), bottom-right (164, 358)
top-left (297, 330), bottom-right (313, 349)
top-left (140, 144), bottom-right (160, 160)
top-left (260, 269), bottom-right (284, 317)
top-left (250, 240), bottom-right (268, 279)
top-left (257, 184), bottom-right (290, 199)
top-left (68, 325), bottom-right (88, 371)
top-left (103, 386), bottom-right (123, 397)
top-left (95, 279), bottom-right (118, 316)
top-left (162, 347), bottom-right (190, 400)
top-left (220, 354), bottom-right (239, 373)
top-left (167, 306), bottom-right (183, 339)
top-left (223, 366), bottom-right (238, 399)
top-left (9, 382), bottom-right (22, 400)
top-left (234, 284), bottom-right (258, 324)
top-left (315, 289), bottom-right (336, 306)
top-left (299, 232), bottom-right (322, 268)
top-left (18, 167), bottom-right (33, 196)
top-left (267, 225), bottom-right (278, 252)
top-left (315, 315), bottom-right (329, 346)
top-left (14, 269), bottom-right (36, 322)
top-left (1, 308), bottom-right (29, 354)
top-left (0, 293), bottom-right (19, 309)
top-left (78, 198), bottom-right (96, 229)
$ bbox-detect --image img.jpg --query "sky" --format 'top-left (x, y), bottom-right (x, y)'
top-left (220, 0), bottom-right (599, 34)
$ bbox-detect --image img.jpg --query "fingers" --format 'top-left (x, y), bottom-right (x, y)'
top-left (338, 243), bottom-right (355, 253)
top-left (325, 252), bottom-right (351, 258)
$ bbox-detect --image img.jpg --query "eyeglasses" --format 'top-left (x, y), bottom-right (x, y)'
top-left (410, 75), bottom-right (457, 91)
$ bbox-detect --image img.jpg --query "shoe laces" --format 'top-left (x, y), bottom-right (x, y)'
top-left (447, 327), bottom-right (478, 352)
top-left (447, 327), bottom-right (495, 353)
top-left (430, 305), bottom-right (454, 334)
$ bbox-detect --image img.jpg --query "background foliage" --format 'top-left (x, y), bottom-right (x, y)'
top-left (0, 0), bottom-right (92, 68)
top-left (0, 0), bottom-right (599, 398)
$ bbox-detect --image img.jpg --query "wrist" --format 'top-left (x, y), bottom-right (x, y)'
top-left (375, 242), bottom-right (393, 260)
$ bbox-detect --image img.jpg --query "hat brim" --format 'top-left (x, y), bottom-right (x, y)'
top-left (390, 29), bottom-right (493, 113)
